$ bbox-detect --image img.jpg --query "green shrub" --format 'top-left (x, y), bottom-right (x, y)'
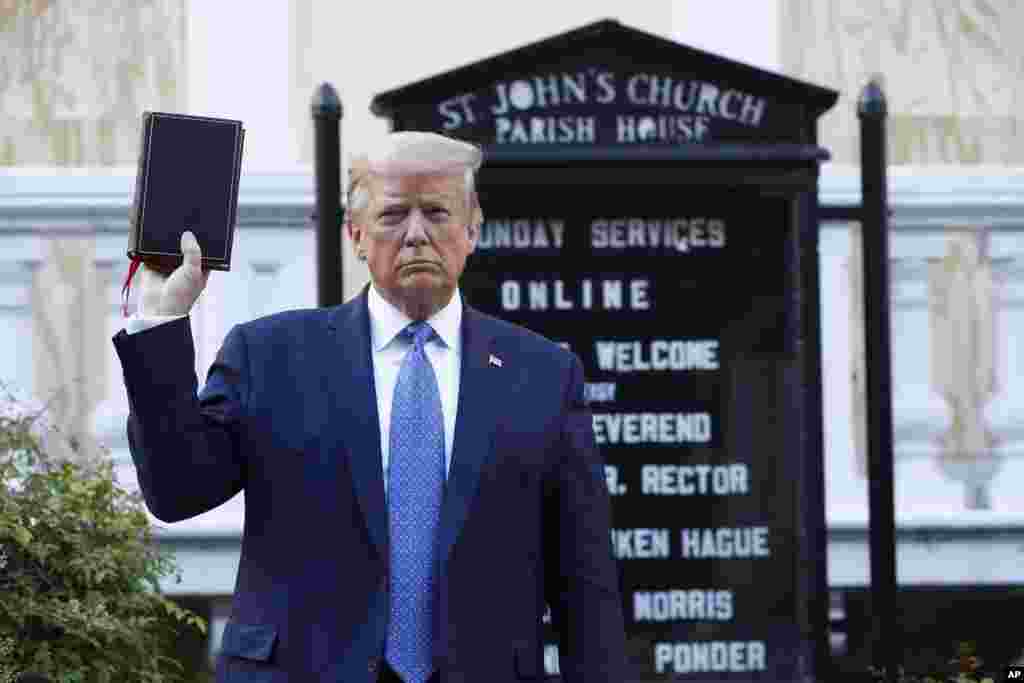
top-left (0, 383), bottom-right (206, 683)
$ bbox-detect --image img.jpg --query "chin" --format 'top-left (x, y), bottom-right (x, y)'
top-left (400, 283), bottom-right (453, 316)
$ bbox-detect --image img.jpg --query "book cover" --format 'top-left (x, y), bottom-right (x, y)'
top-left (128, 111), bottom-right (245, 273)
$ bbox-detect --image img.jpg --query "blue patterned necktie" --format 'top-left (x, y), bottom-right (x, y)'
top-left (385, 321), bottom-right (445, 683)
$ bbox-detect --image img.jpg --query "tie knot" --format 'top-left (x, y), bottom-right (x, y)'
top-left (402, 321), bottom-right (436, 349)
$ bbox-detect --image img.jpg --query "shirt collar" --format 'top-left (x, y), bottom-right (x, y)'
top-left (367, 283), bottom-right (462, 352)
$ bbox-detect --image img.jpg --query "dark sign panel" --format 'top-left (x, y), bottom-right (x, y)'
top-left (371, 18), bottom-right (837, 682)
top-left (462, 182), bottom-right (809, 680)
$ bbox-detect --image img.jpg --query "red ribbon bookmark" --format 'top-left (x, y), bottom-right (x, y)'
top-left (120, 257), bottom-right (143, 317)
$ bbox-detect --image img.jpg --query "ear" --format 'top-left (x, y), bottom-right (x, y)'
top-left (466, 206), bottom-right (483, 251)
top-left (347, 217), bottom-right (369, 263)
top-left (346, 213), bottom-right (361, 248)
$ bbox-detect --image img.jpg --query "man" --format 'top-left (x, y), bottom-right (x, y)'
top-left (113, 131), bottom-right (626, 682)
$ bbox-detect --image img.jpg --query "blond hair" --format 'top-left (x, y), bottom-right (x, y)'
top-left (346, 131), bottom-right (483, 216)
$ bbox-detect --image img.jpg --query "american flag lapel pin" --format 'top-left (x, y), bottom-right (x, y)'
top-left (489, 353), bottom-right (503, 368)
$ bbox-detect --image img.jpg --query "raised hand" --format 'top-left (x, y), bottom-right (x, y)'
top-left (138, 230), bottom-right (210, 317)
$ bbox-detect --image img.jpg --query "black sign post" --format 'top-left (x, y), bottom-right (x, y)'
top-left (312, 82), bottom-right (344, 308)
top-left (818, 80), bottom-right (896, 681)
top-left (371, 19), bottom-right (839, 681)
top-left (858, 81), bottom-right (898, 683)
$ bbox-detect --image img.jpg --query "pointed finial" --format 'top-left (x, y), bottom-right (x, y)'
top-left (858, 76), bottom-right (887, 118)
top-left (311, 82), bottom-right (343, 119)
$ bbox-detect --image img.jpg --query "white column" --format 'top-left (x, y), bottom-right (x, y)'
top-left (927, 227), bottom-right (1001, 509)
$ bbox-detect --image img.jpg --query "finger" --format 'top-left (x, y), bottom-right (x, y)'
top-left (155, 262), bottom-right (177, 277)
top-left (140, 261), bottom-right (171, 281)
top-left (181, 231), bottom-right (203, 272)
top-left (138, 266), bottom-right (165, 315)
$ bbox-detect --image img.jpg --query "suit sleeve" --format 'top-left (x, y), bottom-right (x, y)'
top-left (542, 353), bottom-right (627, 682)
top-left (112, 316), bottom-right (248, 523)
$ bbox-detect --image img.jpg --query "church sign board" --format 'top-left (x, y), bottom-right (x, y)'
top-left (372, 19), bottom-right (838, 682)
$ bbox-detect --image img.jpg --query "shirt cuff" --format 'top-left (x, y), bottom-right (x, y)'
top-left (124, 313), bottom-right (187, 335)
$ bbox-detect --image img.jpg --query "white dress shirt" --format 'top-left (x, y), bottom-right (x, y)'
top-left (123, 285), bottom-right (463, 494)
top-left (124, 312), bottom-right (187, 335)
top-left (367, 284), bottom-right (461, 494)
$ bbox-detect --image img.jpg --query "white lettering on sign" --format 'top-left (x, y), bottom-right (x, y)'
top-left (616, 114), bottom-right (710, 143)
top-left (495, 116), bottom-right (597, 144)
top-left (641, 464), bottom-right (749, 496)
top-left (624, 75), bottom-right (766, 125)
top-left (594, 340), bottom-right (719, 372)
top-left (592, 413), bottom-right (711, 444)
top-left (591, 218), bottom-right (727, 252)
top-left (634, 590), bottom-right (734, 622)
top-left (435, 70), bottom-right (771, 143)
top-left (604, 464), bottom-right (627, 496)
top-left (679, 527), bottom-right (770, 558)
top-left (654, 641), bottom-right (767, 673)
top-left (584, 382), bottom-right (617, 403)
top-left (437, 92), bottom-right (479, 129)
top-left (491, 73), bottom-right (595, 113)
top-left (500, 279), bottom-right (650, 311)
top-left (476, 219), bottom-right (565, 250)
top-left (610, 528), bottom-right (671, 559)
top-left (544, 644), bottom-right (561, 676)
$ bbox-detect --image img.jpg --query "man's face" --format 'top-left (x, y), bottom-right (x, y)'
top-left (348, 171), bottom-right (479, 319)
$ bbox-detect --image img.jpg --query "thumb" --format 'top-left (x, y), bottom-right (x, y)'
top-left (181, 230), bottom-right (203, 272)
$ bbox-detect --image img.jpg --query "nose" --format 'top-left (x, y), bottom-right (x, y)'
top-left (404, 210), bottom-right (429, 246)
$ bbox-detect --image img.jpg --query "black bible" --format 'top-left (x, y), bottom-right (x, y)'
top-left (128, 111), bottom-right (245, 273)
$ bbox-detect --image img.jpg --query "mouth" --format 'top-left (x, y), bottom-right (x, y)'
top-left (400, 261), bottom-right (441, 271)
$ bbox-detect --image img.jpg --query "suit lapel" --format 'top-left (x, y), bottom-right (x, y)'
top-left (439, 305), bottom-right (500, 572)
top-left (327, 290), bottom-right (388, 560)
top-left (325, 295), bottom-right (501, 568)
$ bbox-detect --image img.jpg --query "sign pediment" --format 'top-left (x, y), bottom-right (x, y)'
top-left (371, 19), bottom-right (838, 147)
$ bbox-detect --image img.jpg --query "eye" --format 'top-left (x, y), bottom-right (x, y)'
top-left (378, 208), bottom-right (406, 223)
top-left (426, 207), bottom-right (450, 219)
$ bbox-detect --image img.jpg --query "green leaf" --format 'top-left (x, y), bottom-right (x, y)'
top-left (11, 524), bottom-right (32, 547)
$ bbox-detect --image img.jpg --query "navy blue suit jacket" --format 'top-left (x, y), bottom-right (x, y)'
top-left (113, 289), bottom-right (626, 682)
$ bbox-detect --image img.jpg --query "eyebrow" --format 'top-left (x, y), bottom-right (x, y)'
top-left (376, 194), bottom-right (461, 209)
top-left (379, 191), bottom-right (459, 201)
